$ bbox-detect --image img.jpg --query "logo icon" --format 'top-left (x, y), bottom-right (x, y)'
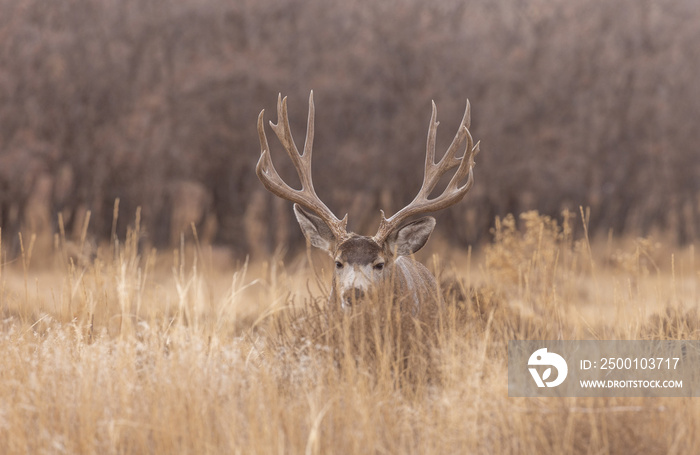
top-left (528, 348), bottom-right (568, 387)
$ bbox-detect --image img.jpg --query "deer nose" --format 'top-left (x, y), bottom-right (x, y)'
top-left (342, 288), bottom-right (365, 307)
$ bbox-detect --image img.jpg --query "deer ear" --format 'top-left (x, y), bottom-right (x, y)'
top-left (386, 216), bottom-right (436, 256)
top-left (293, 204), bottom-right (336, 254)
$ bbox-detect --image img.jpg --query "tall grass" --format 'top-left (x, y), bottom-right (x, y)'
top-left (0, 210), bottom-right (698, 454)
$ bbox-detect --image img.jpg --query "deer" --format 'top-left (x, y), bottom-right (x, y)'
top-left (256, 92), bottom-right (480, 326)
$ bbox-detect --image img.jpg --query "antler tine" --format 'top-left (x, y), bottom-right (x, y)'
top-left (256, 92), bottom-right (349, 241)
top-left (374, 99), bottom-right (480, 243)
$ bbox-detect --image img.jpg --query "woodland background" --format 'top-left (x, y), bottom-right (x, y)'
top-left (0, 0), bottom-right (698, 259)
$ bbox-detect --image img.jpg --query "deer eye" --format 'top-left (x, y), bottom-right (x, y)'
top-left (335, 261), bottom-right (344, 269)
top-left (373, 263), bottom-right (385, 271)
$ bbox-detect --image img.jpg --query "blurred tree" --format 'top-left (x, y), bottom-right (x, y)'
top-left (0, 0), bottom-right (698, 258)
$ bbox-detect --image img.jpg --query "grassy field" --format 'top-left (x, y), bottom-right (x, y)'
top-left (0, 210), bottom-right (699, 454)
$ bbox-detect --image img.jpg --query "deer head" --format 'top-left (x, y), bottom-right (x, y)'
top-left (256, 92), bottom-right (480, 309)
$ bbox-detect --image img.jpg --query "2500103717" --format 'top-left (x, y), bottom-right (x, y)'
top-left (579, 358), bottom-right (681, 370)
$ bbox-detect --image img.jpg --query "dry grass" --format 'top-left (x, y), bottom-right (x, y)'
top-left (0, 210), bottom-right (699, 454)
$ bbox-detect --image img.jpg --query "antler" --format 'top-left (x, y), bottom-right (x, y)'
top-left (373, 100), bottom-right (480, 243)
top-left (256, 92), bottom-right (349, 241)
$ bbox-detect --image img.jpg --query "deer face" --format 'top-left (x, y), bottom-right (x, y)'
top-left (294, 205), bottom-right (436, 308)
top-left (332, 236), bottom-right (386, 308)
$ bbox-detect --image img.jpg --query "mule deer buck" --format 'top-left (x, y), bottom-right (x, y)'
top-left (256, 93), bottom-right (479, 321)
